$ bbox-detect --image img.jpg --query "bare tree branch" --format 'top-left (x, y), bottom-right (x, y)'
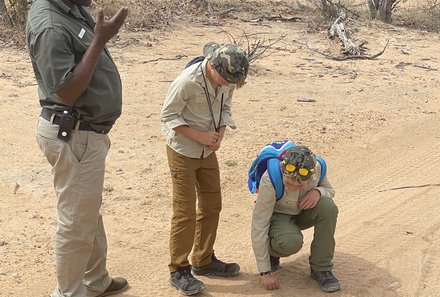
top-left (294, 40), bottom-right (389, 61)
top-left (142, 54), bottom-right (187, 64)
top-left (216, 28), bottom-right (284, 64)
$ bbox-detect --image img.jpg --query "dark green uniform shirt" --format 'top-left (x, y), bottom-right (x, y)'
top-left (26, 0), bottom-right (122, 132)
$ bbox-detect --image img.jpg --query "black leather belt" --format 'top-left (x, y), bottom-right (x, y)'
top-left (40, 108), bottom-right (109, 134)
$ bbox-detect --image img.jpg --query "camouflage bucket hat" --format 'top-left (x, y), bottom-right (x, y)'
top-left (281, 146), bottom-right (317, 182)
top-left (211, 44), bottom-right (249, 84)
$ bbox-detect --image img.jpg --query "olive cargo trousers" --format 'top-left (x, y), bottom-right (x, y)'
top-left (269, 197), bottom-right (338, 271)
top-left (166, 146), bottom-right (222, 272)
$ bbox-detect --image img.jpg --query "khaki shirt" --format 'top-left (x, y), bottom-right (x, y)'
top-left (26, 0), bottom-right (122, 132)
top-left (251, 163), bottom-right (335, 273)
top-left (161, 59), bottom-right (236, 158)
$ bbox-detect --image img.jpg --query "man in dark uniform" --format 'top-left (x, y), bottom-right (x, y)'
top-left (26, 1), bottom-right (128, 296)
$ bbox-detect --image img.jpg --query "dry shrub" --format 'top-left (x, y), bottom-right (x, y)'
top-left (92, 0), bottom-right (306, 31)
top-left (396, 4), bottom-right (440, 32)
top-left (92, 0), bottom-right (182, 31)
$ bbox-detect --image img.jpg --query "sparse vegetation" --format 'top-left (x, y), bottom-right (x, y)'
top-left (0, 0), bottom-right (439, 47)
top-left (396, 1), bottom-right (440, 32)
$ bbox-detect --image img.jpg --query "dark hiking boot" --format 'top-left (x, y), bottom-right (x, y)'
top-left (311, 269), bottom-right (341, 293)
top-left (170, 269), bottom-right (205, 296)
top-left (96, 277), bottom-right (129, 297)
top-left (192, 254), bottom-right (240, 277)
top-left (270, 256), bottom-right (281, 272)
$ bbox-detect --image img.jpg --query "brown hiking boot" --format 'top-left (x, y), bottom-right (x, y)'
top-left (96, 277), bottom-right (129, 297)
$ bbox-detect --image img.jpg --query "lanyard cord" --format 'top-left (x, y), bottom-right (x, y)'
top-left (200, 64), bottom-right (223, 133)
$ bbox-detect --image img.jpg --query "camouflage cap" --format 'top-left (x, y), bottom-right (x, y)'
top-left (281, 146), bottom-right (317, 182)
top-left (203, 41), bottom-right (221, 58)
top-left (210, 44), bottom-right (249, 84)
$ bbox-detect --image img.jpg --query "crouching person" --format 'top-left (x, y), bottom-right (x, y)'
top-left (251, 145), bottom-right (340, 292)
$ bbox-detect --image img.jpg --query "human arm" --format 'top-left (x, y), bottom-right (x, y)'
top-left (206, 87), bottom-right (234, 151)
top-left (299, 168), bottom-right (335, 209)
top-left (260, 272), bottom-right (280, 290)
top-left (173, 125), bottom-right (220, 146)
top-left (161, 79), bottom-right (220, 145)
top-left (207, 125), bottom-right (225, 151)
top-left (251, 173), bottom-right (280, 289)
top-left (298, 188), bottom-right (321, 209)
top-left (56, 7), bottom-right (128, 106)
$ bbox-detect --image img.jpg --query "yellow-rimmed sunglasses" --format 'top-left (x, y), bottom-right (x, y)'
top-left (283, 161), bottom-right (315, 177)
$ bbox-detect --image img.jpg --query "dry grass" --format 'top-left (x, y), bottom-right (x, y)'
top-left (1, 0), bottom-right (439, 47)
top-left (395, 4), bottom-right (440, 32)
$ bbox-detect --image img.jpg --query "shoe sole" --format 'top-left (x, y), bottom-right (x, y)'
top-left (169, 280), bottom-right (206, 296)
top-left (96, 283), bottom-right (129, 297)
top-left (192, 267), bottom-right (240, 278)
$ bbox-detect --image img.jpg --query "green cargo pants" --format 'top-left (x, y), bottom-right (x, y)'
top-left (268, 197), bottom-right (338, 271)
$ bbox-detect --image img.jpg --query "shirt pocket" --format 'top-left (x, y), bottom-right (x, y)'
top-left (194, 95), bottom-right (208, 105)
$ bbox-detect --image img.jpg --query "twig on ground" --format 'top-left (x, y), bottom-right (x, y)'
top-left (142, 55), bottom-right (187, 64)
top-left (378, 183), bottom-right (440, 192)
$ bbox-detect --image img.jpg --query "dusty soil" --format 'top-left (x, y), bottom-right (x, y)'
top-left (1, 4), bottom-right (440, 297)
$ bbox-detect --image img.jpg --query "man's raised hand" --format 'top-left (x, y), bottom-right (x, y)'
top-left (94, 7), bottom-right (128, 46)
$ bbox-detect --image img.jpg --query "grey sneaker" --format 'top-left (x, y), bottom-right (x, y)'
top-left (311, 269), bottom-right (341, 292)
top-left (192, 254), bottom-right (240, 277)
top-left (170, 269), bottom-right (206, 296)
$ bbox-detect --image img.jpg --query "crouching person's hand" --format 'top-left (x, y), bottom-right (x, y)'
top-left (261, 273), bottom-right (280, 290)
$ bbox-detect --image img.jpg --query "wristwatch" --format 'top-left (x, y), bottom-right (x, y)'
top-left (260, 271), bottom-right (271, 276)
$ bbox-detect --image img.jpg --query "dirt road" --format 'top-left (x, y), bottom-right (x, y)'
top-left (1, 16), bottom-right (439, 297)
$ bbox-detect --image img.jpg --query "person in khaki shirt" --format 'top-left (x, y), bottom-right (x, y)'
top-left (26, 0), bottom-right (128, 296)
top-left (160, 43), bottom-right (249, 296)
top-left (251, 145), bottom-right (341, 293)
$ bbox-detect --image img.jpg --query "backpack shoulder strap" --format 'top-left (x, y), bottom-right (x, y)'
top-left (317, 157), bottom-right (327, 182)
top-left (184, 56), bottom-right (205, 69)
top-left (267, 158), bottom-right (284, 200)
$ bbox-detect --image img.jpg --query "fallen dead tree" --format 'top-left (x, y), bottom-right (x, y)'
top-left (300, 9), bottom-right (389, 61)
top-left (297, 40), bottom-right (389, 61)
top-left (328, 10), bottom-right (366, 56)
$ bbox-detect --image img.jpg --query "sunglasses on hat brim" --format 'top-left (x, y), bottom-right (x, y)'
top-left (282, 161), bottom-right (315, 177)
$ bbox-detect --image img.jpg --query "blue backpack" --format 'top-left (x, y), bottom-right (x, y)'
top-left (247, 140), bottom-right (327, 200)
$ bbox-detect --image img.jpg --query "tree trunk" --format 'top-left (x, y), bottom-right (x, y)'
top-left (376, 0), bottom-right (392, 23)
top-left (367, 0), bottom-right (393, 23)
top-left (0, 0), bottom-right (10, 25)
top-left (6, 0), bottom-right (28, 28)
top-left (320, 0), bottom-right (338, 19)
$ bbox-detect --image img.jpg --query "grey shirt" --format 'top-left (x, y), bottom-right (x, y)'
top-left (26, 0), bottom-right (122, 132)
top-left (251, 163), bottom-right (335, 273)
top-left (161, 59), bottom-right (236, 158)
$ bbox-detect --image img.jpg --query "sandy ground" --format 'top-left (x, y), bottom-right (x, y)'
top-left (1, 7), bottom-right (440, 297)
